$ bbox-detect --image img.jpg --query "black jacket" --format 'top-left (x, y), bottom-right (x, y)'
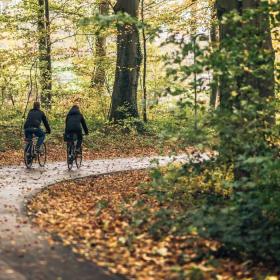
top-left (24, 109), bottom-right (51, 133)
top-left (65, 107), bottom-right (89, 134)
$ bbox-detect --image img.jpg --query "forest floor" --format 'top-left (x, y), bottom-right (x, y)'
top-left (28, 170), bottom-right (278, 280)
top-left (0, 155), bottom-right (188, 280)
top-left (0, 128), bottom-right (278, 279)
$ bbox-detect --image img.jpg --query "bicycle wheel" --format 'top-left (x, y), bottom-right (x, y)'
top-left (67, 143), bottom-right (74, 170)
top-left (75, 148), bottom-right (82, 169)
top-left (38, 143), bottom-right (47, 167)
top-left (24, 142), bottom-right (33, 169)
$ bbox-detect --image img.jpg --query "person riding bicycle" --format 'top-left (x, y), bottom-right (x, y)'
top-left (24, 101), bottom-right (51, 153)
top-left (64, 105), bottom-right (88, 153)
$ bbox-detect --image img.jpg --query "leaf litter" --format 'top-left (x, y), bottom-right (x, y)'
top-left (0, 138), bottom-right (190, 167)
top-left (27, 170), bottom-right (278, 280)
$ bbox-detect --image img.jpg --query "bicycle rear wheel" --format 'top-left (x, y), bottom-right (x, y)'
top-left (38, 143), bottom-right (47, 167)
top-left (67, 143), bottom-right (74, 170)
top-left (75, 148), bottom-right (82, 169)
top-left (24, 142), bottom-right (33, 169)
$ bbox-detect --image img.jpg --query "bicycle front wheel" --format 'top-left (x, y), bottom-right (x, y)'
top-left (38, 143), bottom-right (47, 167)
top-left (24, 143), bottom-right (33, 169)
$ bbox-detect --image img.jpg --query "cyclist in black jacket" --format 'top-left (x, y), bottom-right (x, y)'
top-left (24, 101), bottom-right (51, 151)
top-left (65, 105), bottom-right (89, 153)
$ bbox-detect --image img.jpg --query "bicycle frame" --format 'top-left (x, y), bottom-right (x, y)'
top-left (24, 136), bottom-right (47, 168)
top-left (25, 138), bottom-right (36, 157)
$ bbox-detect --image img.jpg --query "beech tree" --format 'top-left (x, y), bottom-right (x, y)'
top-left (38, 0), bottom-right (52, 108)
top-left (91, 0), bottom-right (109, 89)
top-left (141, 0), bottom-right (148, 122)
top-left (216, 0), bottom-right (275, 180)
top-left (216, 0), bottom-right (240, 109)
top-left (216, 0), bottom-right (275, 108)
top-left (242, 0), bottom-right (275, 99)
top-left (109, 0), bottom-right (142, 122)
top-left (209, 3), bottom-right (218, 108)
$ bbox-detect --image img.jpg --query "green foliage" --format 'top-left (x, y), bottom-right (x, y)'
top-left (136, 0), bottom-right (280, 266)
top-left (0, 127), bottom-right (22, 151)
top-left (194, 156), bottom-right (280, 263)
top-left (194, 2), bottom-right (280, 264)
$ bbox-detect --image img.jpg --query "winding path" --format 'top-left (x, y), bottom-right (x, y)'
top-left (0, 155), bottom-right (197, 280)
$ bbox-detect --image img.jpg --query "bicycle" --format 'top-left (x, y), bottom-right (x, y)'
top-left (24, 136), bottom-right (47, 169)
top-left (66, 133), bottom-right (83, 170)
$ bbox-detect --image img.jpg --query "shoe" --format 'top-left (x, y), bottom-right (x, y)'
top-left (36, 145), bottom-right (44, 155)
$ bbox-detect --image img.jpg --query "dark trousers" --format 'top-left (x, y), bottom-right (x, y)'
top-left (67, 131), bottom-right (83, 149)
top-left (24, 128), bottom-right (45, 146)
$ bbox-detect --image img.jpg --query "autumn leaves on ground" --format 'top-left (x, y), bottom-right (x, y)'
top-left (28, 170), bottom-right (274, 280)
top-left (0, 127), bottom-right (278, 279)
top-left (0, 0), bottom-right (279, 278)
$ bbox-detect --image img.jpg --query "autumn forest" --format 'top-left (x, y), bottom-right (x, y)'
top-left (0, 0), bottom-right (280, 279)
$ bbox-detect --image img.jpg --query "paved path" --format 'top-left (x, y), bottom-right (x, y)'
top-left (0, 155), bottom-right (197, 280)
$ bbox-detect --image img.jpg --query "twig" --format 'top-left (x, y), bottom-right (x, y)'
top-left (107, 0), bottom-right (115, 11)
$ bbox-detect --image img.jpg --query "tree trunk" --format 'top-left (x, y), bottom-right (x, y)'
top-left (242, 0), bottom-right (275, 99)
top-left (109, 0), bottom-right (142, 122)
top-left (209, 3), bottom-right (218, 108)
top-left (216, 0), bottom-right (240, 110)
top-left (92, 1), bottom-right (109, 88)
top-left (141, 0), bottom-right (148, 122)
top-left (38, 0), bottom-right (52, 109)
top-left (217, 0), bottom-right (274, 107)
top-left (216, 0), bottom-right (275, 181)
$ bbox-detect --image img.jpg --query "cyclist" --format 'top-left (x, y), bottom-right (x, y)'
top-left (24, 101), bottom-right (51, 153)
top-left (64, 105), bottom-right (89, 153)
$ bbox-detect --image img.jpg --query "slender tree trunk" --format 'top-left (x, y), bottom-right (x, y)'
top-left (1, 86), bottom-right (4, 106)
top-left (109, 0), bottom-right (142, 122)
top-left (45, 0), bottom-right (52, 105)
top-left (38, 0), bottom-right (52, 109)
top-left (38, 0), bottom-right (45, 94)
top-left (92, 1), bottom-right (109, 88)
top-left (141, 0), bottom-right (148, 122)
top-left (209, 3), bottom-right (218, 108)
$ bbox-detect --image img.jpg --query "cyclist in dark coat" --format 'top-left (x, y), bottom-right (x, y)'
top-left (65, 105), bottom-right (89, 152)
top-left (24, 101), bottom-right (51, 151)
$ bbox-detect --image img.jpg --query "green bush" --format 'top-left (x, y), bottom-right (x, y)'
top-left (134, 0), bottom-right (280, 267)
top-left (194, 156), bottom-right (280, 264)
